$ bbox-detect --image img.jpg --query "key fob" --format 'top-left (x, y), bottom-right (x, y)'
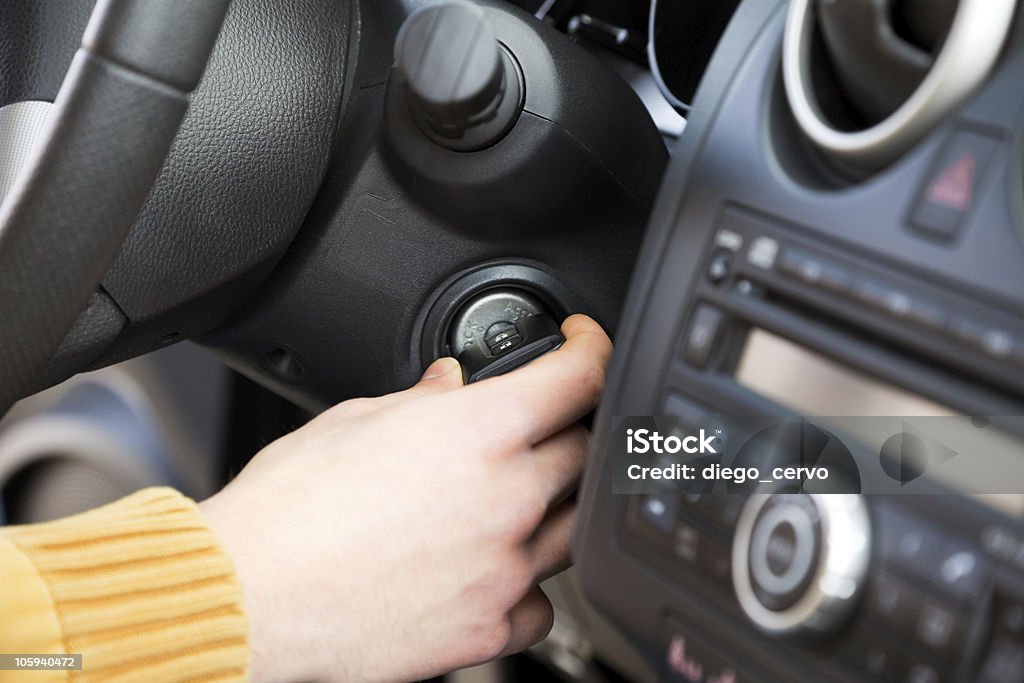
top-left (457, 313), bottom-right (564, 384)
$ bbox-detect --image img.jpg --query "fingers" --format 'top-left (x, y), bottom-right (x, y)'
top-left (520, 425), bottom-right (584, 582)
top-left (527, 424), bottom-right (589, 505)
top-left (501, 586), bottom-right (555, 657)
top-left (325, 313), bottom-right (610, 444)
top-left (470, 314), bottom-right (613, 445)
top-left (527, 499), bottom-right (576, 582)
top-left (499, 503), bottom-right (576, 663)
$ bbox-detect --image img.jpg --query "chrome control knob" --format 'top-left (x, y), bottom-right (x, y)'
top-left (732, 494), bottom-right (870, 635)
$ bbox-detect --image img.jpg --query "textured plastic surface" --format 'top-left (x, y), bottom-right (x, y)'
top-left (27, 291), bottom-right (127, 393)
top-left (201, 0), bottom-right (668, 411)
top-left (0, 0), bottom-right (230, 410)
top-left (0, 0), bottom-right (94, 106)
top-left (83, 0), bottom-right (230, 92)
top-left (89, 0), bottom-right (354, 366)
top-left (13, 0), bottom-right (661, 410)
top-left (0, 0), bottom-right (228, 411)
top-left (383, 0), bottom-right (666, 237)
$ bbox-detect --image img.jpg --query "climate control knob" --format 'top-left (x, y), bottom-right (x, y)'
top-left (732, 494), bottom-right (870, 635)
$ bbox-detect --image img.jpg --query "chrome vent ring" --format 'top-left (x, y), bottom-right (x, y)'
top-left (783, 0), bottom-right (1017, 170)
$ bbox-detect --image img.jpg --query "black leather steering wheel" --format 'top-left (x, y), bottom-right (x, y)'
top-left (0, 0), bottom-right (228, 411)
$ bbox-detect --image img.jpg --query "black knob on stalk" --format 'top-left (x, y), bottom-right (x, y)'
top-left (394, 0), bottom-right (523, 151)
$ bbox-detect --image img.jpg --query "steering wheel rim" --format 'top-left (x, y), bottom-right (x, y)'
top-left (0, 0), bottom-right (229, 413)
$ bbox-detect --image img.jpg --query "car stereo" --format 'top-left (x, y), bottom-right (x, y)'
top-left (574, 1), bottom-right (1024, 682)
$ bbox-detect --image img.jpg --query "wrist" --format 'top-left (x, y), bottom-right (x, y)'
top-left (200, 490), bottom-right (293, 683)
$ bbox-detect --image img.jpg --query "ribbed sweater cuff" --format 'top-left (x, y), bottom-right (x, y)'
top-left (3, 487), bottom-right (249, 683)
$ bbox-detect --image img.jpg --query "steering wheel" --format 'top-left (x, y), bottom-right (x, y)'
top-left (0, 0), bottom-right (228, 411)
top-left (0, 0), bottom-right (660, 415)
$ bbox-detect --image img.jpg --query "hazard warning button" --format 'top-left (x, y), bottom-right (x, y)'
top-left (910, 131), bottom-right (998, 241)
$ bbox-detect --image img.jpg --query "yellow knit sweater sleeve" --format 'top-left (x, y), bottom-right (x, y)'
top-left (0, 487), bottom-right (249, 683)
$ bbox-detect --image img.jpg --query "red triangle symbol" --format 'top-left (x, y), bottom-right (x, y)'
top-left (927, 150), bottom-right (975, 211)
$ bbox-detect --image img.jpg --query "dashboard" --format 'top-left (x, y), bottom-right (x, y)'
top-left (574, 1), bottom-right (1024, 682)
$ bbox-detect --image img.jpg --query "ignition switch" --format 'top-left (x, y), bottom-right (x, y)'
top-left (447, 288), bottom-right (564, 384)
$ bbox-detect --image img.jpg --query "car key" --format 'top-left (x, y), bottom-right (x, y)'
top-left (456, 313), bottom-right (565, 384)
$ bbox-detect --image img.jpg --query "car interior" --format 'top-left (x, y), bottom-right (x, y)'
top-left (2, 0), bottom-right (1024, 681)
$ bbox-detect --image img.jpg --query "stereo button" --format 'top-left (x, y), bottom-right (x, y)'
top-left (779, 249), bottom-right (852, 294)
top-left (937, 547), bottom-right (988, 601)
top-left (851, 280), bottom-right (947, 330)
top-left (639, 494), bottom-right (678, 534)
top-left (746, 236), bottom-right (779, 270)
top-left (679, 493), bottom-right (743, 533)
top-left (671, 525), bottom-right (733, 588)
top-left (867, 575), bottom-right (969, 663)
top-left (916, 603), bottom-right (959, 650)
top-left (904, 300), bottom-right (947, 331)
top-left (879, 515), bottom-right (946, 574)
top-left (837, 624), bottom-right (909, 679)
top-left (949, 318), bottom-right (1015, 359)
top-left (707, 250), bottom-right (732, 285)
top-left (682, 304), bottom-right (724, 368)
top-left (911, 131), bottom-right (998, 242)
top-left (867, 573), bottom-right (911, 622)
top-left (853, 280), bottom-right (909, 313)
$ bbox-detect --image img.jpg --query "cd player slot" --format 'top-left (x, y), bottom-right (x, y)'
top-left (704, 207), bottom-right (1024, 403)
top-left (745, 274), bottom-right (1024, 399)
top-left (701, 287), bottom-right (1024, 424)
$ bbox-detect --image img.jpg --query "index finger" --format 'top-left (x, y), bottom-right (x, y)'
top-left (466, 314), bottom-right (613, 444)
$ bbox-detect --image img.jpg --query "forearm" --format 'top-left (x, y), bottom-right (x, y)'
top-left (0, 487), bottom-right (249, 682)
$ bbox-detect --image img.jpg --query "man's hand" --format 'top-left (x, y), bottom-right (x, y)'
top-left (200, 314), bottom-right (612, 683)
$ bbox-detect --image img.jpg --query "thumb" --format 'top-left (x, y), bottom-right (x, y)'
top-left (336, 357), bottom-right (464, 419)
top-left (328, 358), bottom-right (465, 420)
top-left (415, 356), bottom-right (464, 390)
top-left (371, 357), bottom-right (464, 410)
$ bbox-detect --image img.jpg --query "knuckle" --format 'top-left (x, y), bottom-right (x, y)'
top-left (480, 550), bottom-right (534, 608)
top-left (462, 395), bottom-right (530, 454)
top-left (578, 361), bottom-right (606, 401)
top-left (497, 489), bottom-right (547, 541)
top-left (505, 553), bottom-right (537, 596)
top-left (472, 619), bottom-right (513, 662)
top-left (488, 401), bottom-right (535, 450)
top-left (333, 396), bottom-right (374, 419)
top-left (567, 424), bottom-right (591, 456)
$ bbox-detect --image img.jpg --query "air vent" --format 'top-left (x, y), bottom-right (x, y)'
top-left (783, 0), bottom-right (1016, 170)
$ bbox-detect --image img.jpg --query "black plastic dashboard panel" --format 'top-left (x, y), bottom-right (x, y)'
top-left (90, 0), bottom-right (355, 364)
top-left (199, 0), bottom-right (668, 410)
top-left (575, 1), bottom-right (1024, 681)
top-left (14, 0), bottom-right (666, 406)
